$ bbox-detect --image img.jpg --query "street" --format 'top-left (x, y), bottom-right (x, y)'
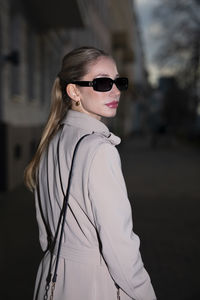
top-left (119, 136), bottom-right (200, 300)
top-left (0, 135), bottom-right (200, 300)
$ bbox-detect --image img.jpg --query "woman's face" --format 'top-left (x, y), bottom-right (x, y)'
top-left (71, 56), bottom-right (121, 120)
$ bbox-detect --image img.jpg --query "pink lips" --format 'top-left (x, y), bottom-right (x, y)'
top-left (105, 101), bottom-right (119, 108)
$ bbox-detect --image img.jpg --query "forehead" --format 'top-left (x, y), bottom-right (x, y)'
top-left (85, 56), bottom-right (118, 79)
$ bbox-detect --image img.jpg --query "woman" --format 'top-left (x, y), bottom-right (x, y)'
top-left (25, 47), bottom-right (156, 300)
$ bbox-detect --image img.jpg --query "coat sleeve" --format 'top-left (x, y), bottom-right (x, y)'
top-left (88, 143), bottom-right (156, 300)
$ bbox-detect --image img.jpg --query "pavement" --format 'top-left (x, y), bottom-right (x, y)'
top-left (0, 135), bottom-right (200, 300)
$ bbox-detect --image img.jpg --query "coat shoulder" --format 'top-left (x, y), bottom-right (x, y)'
top-left (83, 131), bottom-right (121, 147)
top-left (77, 132), bottom-right (121, 172)
top-left (79, 132), bottom-right (119, 157)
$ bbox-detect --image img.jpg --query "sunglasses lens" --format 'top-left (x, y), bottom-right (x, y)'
top-left (93, 77), bottom-right (128, 92)
top-left (116, 78), bottom-right (128, 91)
top-left (93, 78), bottom-right (113, 92)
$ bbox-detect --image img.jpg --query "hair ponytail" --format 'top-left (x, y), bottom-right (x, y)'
top-left (24, 77), bottom-right (69, 191)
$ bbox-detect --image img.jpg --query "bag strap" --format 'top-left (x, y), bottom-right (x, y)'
top-left (49, 131), bottom-right (91, 299)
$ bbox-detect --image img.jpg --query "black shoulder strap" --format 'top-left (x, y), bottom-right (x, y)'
top-left (55, 132), bottom-right (91, 278)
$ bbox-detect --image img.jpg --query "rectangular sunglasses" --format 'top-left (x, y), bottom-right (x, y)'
top-left (70, 77), bottom-right (128, 92)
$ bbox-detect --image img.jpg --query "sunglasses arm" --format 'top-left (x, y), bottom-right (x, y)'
top-left (70, 81), bottom-right (93, 87)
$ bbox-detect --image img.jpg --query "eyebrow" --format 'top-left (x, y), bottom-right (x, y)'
top-left (95, 73), bottom-right (120, 78)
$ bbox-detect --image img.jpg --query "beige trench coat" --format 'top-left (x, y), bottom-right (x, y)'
top-left (33, 110), bottom-right (156, 300)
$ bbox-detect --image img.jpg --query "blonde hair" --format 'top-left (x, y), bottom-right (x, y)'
top-left (24, 46), bottom-right (110, 191)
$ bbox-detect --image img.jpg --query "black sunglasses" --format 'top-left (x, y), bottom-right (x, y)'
top-left (70, 77), bottom-right (128, 92)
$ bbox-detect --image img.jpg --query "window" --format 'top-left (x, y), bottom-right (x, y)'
top-left (27, 28), bottom-right (36, 101)
top-left (10, 13), bottom-right (21, 96)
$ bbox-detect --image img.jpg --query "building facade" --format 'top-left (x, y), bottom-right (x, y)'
top-left (0, 0), bottom-right (146, 190)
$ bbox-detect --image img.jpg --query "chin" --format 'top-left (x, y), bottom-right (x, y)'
top-left (103, 110), bottom-right (117, 118)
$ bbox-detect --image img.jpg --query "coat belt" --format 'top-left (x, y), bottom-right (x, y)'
top-left (53, 243), bottom-right (106, 267)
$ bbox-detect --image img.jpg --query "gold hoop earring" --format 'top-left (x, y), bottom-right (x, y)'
top-left (75, 101), bottom-right (81, 106)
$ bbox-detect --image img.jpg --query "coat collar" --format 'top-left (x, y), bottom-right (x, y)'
top-left (61, 110), bottom-right (121, 146)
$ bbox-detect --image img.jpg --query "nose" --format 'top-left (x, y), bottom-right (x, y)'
top-left (111, 82), bottom-right (121, 96)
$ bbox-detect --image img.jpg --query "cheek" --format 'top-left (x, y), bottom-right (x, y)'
top-left (92, 93), bottom-right (108, 108)
top-left (82, 91), bottom-right (105, 107)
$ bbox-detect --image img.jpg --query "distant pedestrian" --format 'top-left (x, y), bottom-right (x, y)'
top-left (25, 46), bottom-right (156, 300)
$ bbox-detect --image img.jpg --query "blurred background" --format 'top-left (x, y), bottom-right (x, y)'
top-left (0, 0), bottom-right (199, 299)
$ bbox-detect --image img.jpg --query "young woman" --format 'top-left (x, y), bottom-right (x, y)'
top-left (25, 46), bottom-right (156, 300)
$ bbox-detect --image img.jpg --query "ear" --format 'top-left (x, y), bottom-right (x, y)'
top-left (66, 84), bottom-right (81, 102)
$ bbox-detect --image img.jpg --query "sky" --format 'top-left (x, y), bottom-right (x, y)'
top-left (134, 0), bottom-right (163, 85)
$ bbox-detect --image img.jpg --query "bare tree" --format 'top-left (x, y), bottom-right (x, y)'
top-left (152, 0), bottom-right (200, 95)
